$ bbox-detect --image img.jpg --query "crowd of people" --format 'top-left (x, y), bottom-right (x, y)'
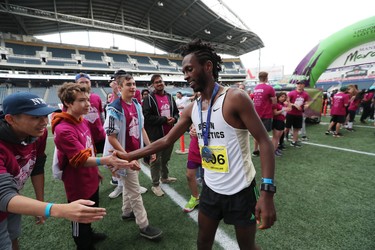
top-left (325, 84), bottom-right (375, 137)
top-left (7, 37), bottom-right (375, 250)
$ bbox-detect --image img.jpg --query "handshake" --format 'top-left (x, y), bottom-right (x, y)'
top-left (105, 151), bottom-right (141, 172)
top-left (104, 151), bottom-right (156, 173)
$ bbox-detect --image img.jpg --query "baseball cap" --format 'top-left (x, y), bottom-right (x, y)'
top-left (1, 92), bottom-right (61, 117)
top-left (75, 73), bottom-right (90, 81)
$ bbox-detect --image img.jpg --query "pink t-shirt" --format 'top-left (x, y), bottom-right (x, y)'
top-left (331, 92), bottom-right (349, 116)
top-left (348, 98), bottom-right (360, 111)
top-left (273, 102), bottom-right (286, 121)
top-left (54, 119), bottom-right (99, 201)
top-left (253, 83), bottom-right (276, 119)
top-left (84, 93), bottom-right (106, 143)
top-left (154, 94), bottom-right (173, 135)
top-left (0, 130), bottom-right (47, 222)
top-left (188, 135), bottom-right (201, 164)
top-left (121, 100), bottom-right (140, 152)
top-left (287, 90), bottom-right (310, 116)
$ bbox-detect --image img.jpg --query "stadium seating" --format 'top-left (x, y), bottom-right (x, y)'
top-left (5, 42), bottom-right (42, 56)
top-left (130, 55), bottom-right (152, 65)
top-left (7, 56), bottom-right (41, 65)
top-left (0, 86), bottom-right (8, 104)
top-left (169, 59), bottom-right (182, 67)
top-left (81, 62), bottom-right (109, 68)
top-left (150, 57), bottom-right (170, 66)
top-left (47, 47), bottom-right (76, 59)
top-left (79, 50), bottom-right (104, 61)
top-left (46, 59), bottom-right (77, 66)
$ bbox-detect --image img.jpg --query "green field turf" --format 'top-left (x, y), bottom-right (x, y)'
top-left (19, 116), bottom-right (375, 249)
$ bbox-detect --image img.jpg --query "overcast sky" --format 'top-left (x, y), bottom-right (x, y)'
top-left (37, 0), bottom-right (374, 75)
top-left (229, 0), bottom-right (375, 74)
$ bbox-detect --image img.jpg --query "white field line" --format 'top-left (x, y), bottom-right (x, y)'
top-left (300, 141), bottom-right (375, 156)
top-left (139, 163), bottom-right (239, 250)
top-left (319, 121), bottom-right (375, 129)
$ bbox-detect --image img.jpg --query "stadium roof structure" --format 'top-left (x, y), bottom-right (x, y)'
top-left (0, 0), bottom-right (264, 57)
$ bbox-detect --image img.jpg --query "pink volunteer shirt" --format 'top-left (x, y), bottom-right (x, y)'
top-left (121, 100), bottom-right (141, 152)
top-left (253, 83), bottom-right (276, 119)
top-left (330, 92), bottom-right (349, 116)
top-left (287, 90), bottom-right (310, 116)
top-left (155, 94), bottom-right (173, 135)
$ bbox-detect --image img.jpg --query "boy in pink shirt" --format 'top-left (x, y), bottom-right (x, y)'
top-left (252, 71), bottom-right (276, 156)
top-left (75, 73), bottom-right (106, 153)
top-left (285, 80), bottom-right (310, 147)
top-left (325, 86), bottom-right (350, 137)
top-left (52, 82), bottom-right (139, 250)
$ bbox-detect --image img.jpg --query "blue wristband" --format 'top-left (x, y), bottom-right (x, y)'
top-left (261, 178), bottom-right (274, 184)
top-left (44, 203), bottom-right (54, 218)
top-left (96, 157), bottom-right (101, 166)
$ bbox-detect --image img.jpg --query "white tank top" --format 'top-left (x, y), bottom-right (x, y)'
top-left (191, 89), bottom-right (256, 195)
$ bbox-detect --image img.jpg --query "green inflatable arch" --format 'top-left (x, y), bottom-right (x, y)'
top-left (292, 16), bottom-right (375, 87)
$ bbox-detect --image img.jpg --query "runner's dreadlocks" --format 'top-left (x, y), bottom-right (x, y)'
top-left (180, 39), bottom-right (223, 81)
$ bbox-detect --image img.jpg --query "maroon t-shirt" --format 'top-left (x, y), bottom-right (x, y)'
top-left (0, 130), bottom-right (47, 221)
top-left (54, 119), bottom-right (99, 201)
top-left (121, 100), bottom-right (140, 152)
top-left (287, 90), bottom-right (310, 116)
top-left (331, 92), bottom-right (349, 116)
top-left (253, 83), bottom-right (276, 119)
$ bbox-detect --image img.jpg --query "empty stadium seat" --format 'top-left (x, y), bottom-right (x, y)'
top-left (5, 42), bottom-right (43, 56)
top-left (47, 47), bottom-right (76, 59)
top-left (79, 50), bottom-right (104, 61)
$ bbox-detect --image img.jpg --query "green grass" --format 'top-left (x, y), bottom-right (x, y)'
top-left (19, 117), bottom-right (375, 249)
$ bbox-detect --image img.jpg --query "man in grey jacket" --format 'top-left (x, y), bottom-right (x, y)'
top-left (142, 74), bottom-right (179, 196)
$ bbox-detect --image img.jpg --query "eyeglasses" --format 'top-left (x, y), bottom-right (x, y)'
top-left (154, 80), bottom-right (163, 84)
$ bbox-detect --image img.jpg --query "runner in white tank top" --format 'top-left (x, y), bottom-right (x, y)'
top-left (191, 88), bottom-right (256, 195)
top-left (115, 39), bottom-right (277, 250)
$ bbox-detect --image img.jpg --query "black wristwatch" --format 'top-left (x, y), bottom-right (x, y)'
top-left (260, 183), bottom-right (276, 193)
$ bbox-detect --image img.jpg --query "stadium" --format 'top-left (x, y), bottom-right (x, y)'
top-left (0, 1), bottom-right (374, 250)
top-left (0, 0), bottom-right (262, 107)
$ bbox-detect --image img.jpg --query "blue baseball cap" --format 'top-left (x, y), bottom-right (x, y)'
top-left (75, 73), bottom-right (90, 82)
top-left (2, 92), bottom-right (61, 117)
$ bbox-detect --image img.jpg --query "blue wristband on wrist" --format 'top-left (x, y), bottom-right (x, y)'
top-left (261, 178), bottom-right (274, 184)
top-left (45, 203), bottom-right (54, 218)
top-left (96, 157), bottom-right (101, 166)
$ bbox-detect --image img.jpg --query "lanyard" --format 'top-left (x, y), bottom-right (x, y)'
top-left (198, 83), bottom-right (220, 146)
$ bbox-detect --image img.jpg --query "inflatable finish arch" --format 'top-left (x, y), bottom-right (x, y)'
top-left (291, 16), bottom-right (375, 87)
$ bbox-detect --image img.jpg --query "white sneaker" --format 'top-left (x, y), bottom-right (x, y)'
top-left (139, 186), bottom-right (148, 194)
top-left (151, 186), bottom-right (164, 197)
top-left (108, 186), bottom-right (123, 199)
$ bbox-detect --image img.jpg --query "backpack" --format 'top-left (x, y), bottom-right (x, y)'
top-left (51, 146), bottom-right (63, 180)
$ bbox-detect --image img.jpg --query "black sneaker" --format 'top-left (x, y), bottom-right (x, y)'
top-left (92, 232), bottom-right (107, 244)
top-left (252, 150), bottom-right (260, 157)
top-left (140, 225), bottom-right (163, 240)
top-left (278, 144), bottom-right (286, 151)
top-left (290, 141), bottom-right (302, 148)
top-left (325, 130), bottom-right (332, 135)
top-left (121, 212), bottom-right (136, 221)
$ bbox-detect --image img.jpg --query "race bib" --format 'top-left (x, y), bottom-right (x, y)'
top-left (201, 145), bottom-right (229, 173)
